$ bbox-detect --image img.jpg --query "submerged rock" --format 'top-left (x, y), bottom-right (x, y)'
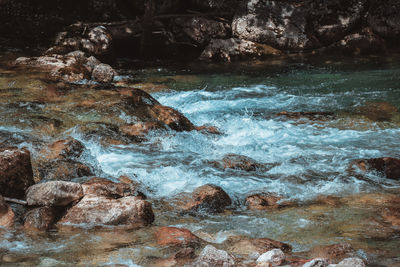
top-left (194, 245), bottom-right (235, 267)
top-left (173, 184), bottom-right (232, 214)
top-left (245, 193), bottom-right (285, 210)
top-left (120, 122), bottom-right (164, 138)
top-left (23, 206), bottom-right (60, 231)
top-left (227, 236), bottom-right (292, 257)
top-left (0, 196), bottom-right (15, 227)
top-left (355, 102), bottom-right (398, 122)
top-left (59, 195), bottom-right (154, 226)
top-left (350, 157), bottom-right (400, 180)
top-left (26, 181), bottom-right (84, 206)
top-left (0, 147), bottom-right (34, 198)
top-left (276, 111), bottom-right (335, 121)
top-left (381, 206), bottom-right (400, 226)
top-left (155, 227), bottom-right (202, 248)
top-left (308, 243), bottom-right (355, 264)
top-left (40, 138), bottom-right (85, 161)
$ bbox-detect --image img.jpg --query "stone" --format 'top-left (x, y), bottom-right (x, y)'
top-left (87, 26), bottom-right (113, 55)
top-left (148, 105), bottom-right (195, 131)
top-left (356, 102), bottom-right (398, 122)
top-left (91, 63), bottom-right (115, 83)
top-left (245, 193), bottom-right (284, 210)
top-left (59, 195), bottom-right (154, 226)
top-left (34, 159), bottom-right (93, 181)
top-left (228, 236), bottom-right (292, 257)
top-left (0, 147), bottom-right (34, 198)
top-left (336, 257), bottom-right (365, 267)
top-left (302, 258), bottom-right (329, 267)
top-left (155, 227), bottom-right (202, 248)
top-left (173, 184), bottom-right (231, 213)
top-left (194, 245), bottom-right (235, 267)
top-left (84, 56), bottom-right (101, 73)
top-left (215, 153), bottom-right (263, 172)
top-left (309, 243), bottom-right (355, 263)
top-left (256, 249), bottom-right (285, 266)
top-left (26, 181), bottom-right (84, 206)
top-left (350, 157), bottom-right (400, 180)
top-left (381, 206), bottom-right (400, 226)
top-left (40, 138), bottom-right (84, 161)
top-left (82, 177), bottom-right (144, 199)
top-left (200, 38), bottom-right (281, 62)
top-left (0, 196), bottom-right (15, 227)
top-left (23, 206), bottom-right (59, 231)
top-left (120, 122), bottom-right (164, 137)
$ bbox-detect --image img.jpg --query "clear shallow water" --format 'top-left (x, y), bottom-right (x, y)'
top-left (1, 55), bottom-right (400, 266)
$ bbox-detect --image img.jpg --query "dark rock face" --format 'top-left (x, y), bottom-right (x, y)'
top-left (368, 0), bottom-right (400, 41)
top-left (59, 195), bottom-right (154, 226)
top-left (350, 157), bottom-right (400, 180)
top-left (0, 147), bottom-right (34, 199)
top-left (26, 181), bottom-right (84, 206)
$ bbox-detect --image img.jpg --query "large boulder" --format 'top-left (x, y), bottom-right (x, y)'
top-left (26, 181), bottom-right (84, 206)
top-left (350, 157), bottom-right (400, 180)
top-left (194, 245), bottom-right (235, 267)
top-left (0, 196), bottom-right (15, 227)
top-left (232, 0), bottom-right (317, 51)
top-left (59, 195), bottom-right (154, 226)
top-left (0, 147), bottom-right (34, 198)
top-left (155, 227), bottom-right (202, 248)
top-left (173, 184), bottom-right (232, 213)
top-left (199, 38), bottom-right (281, 62)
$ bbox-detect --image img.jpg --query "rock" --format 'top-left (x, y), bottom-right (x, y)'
top-left (195, 125), bottom-right (222, 135)
top-left (124, 88), bottom-right (160, 106)
top-left (120, 122), bottom-right (164, 137)
top-left (152, 247), bottom-right (196, 267)
top-left (367, 0), bottom-right (400, 40)
top-left (26, 181), bottom-right (84, 206)
top-left (82, 177), bottom-right (144, 199)
top-left (52, 64), bottom-right (91, 83)
top-left (350, 157), bottom-right (400, 180)
top-left (303, 258), bottom-right (329, 267)
top-left (194, 245), bottom-right (235, 267)
top-left (0, 147), bottom-right (34, 198)
top-left (309, 243), bottom-right (355, 263)
top-left (84, 56), bottom-right (101, 73)
top-left (200, 38), bottom-right (281, 62)
top-left (59, 195), bottom-right (154, 226)
top-left (256, 249), bottom-right (285, 266)
top-left (0, 196), bottom-right (15, 227)
top-left (87, 26), bottom-right (113, 55)
top-left (276, 112), bottom-right (335, 121)
top-left (336, 257), bottom-right (365, 267)
top-left (381, 206), bottom-right (400, 226)
top-left (155, 227), bottom-right (202, 248)
top-left (356, 102), bottom-right (398, 122)
top-left (91, 63), bottom-right (115, 83)
top-left (23, 207), bottom-right (59, 231)
top-left (34, 159), bottom-right (93, 181)
top-left (173, 184), bottom-right (231, 213)
top-left (232, 1), bottom-right (317, 51)
top-left (148, 105), bottom-right (195, 131)
top-left (41, 138), bottom-right (84, 161)
top-left (245, 193), bottom-right (285, 210)
top-left (175, 17), bottom-right (229, 46)
top-left (228, 236), bottom-right (292, 257)
top-left (213, 153), bottom-right (263, 172)
top-left (313, 196), bottom-right (342, 207)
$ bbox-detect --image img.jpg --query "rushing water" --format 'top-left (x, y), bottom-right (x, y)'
top-left (1, 54), bottom-right (400, 266)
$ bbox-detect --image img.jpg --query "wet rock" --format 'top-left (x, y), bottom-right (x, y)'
top-left (82, 177), bottom-right (144, 199)
top-left (302, 258), bottom-right (329, 267)
top-left (309, 243), bottom-right (355, 263)
top-left (124, 88), bottom-right (160, 106)
top-left (336, 257), bottom-right (365, 267)
top-left (195, 125), bottom-right (222, 135)
top-left (148, 105), bottom-right (195, 131)
top-left (313, 195), bottom-right (342, 207)
top-left (0, 147), bottom-right (34, 198)
top-left (26, 181), bottom-right (84, 206)
top-left (276, 111), bottom-right (335, 121)
top-left (52, 63), bottom-right (91, 83)
top-left (23, 206), bottom-right (59, 231)
top-left (84, 56), bottom-right (101, 73)
top-left (367, 0), bottom-right (400, 40)
top-left (120, 122), bottom-right (164, 137)
top-left (175, 17), bottom-right (229, 46)
top-left (155, 227), bottom-right (202, 248)
top-left (228, 236), bottom-right (292, 257)
top-left (41, 138), bottom-right (84, 161)
top-left (59, 195), bottom-right (154, 226)
top-left (91, 63), bottom-right (115, 83)
top-left (356, 102), bottom-right (398, 122)
top-left (194, 245), bottom-right (235, 267)
top-left (35, 159), bottom-right (93, 181)
top-left (87, 26), bottom-right (113, 55)
top-left (256, 249), bottom-right (285, 266)
top-left (173, 184), bottom-right (231, 213)
top-left (349, 157), bottom-right (400, 180)
top-left (232, 1), bottom-right (317, 51)
top-left (152, 247), bottom-right (196, 267)
top-left (200, 38), bottom-right (281, 62)
top-left (245, 193), bottom-right (284, 210)
top-left (212, 153), bottom-right (263, 172)
top-left (381, 206), bottom-right (400, 226)
top-left (0, 196), bottom-right (15, 227)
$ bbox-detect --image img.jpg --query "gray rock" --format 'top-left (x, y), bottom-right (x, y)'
top-left (194, 245), bottom-right (235, 267)
top-left (336, 257), bottom-right (365, 267)
top-left (26, 181), bottom-right (84, 206)
top-left (303, 258), bottom-right (329, 267)
top-left (91, 63), bottom-right (115, 83)
top-left (256, 249), bottom-right (285, 266)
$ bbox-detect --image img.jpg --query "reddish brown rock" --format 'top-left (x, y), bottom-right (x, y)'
top-left (0, 196), bottom-right (15, 227)
top-left (26, 181), bottom-right (84, 207)
top-left (173, 184), bottom-right (232, 213)
top-left (195, 125), bottom-right (222, 135)
top-left (120, 122), bottom-right (164, 137)
top-left (82, 177), bottom-right (144, 199)
top-left (59, 195), bottom-right (154, 226)
top-left (245, 193), bottom-right (284, 210)
top-left (308, 243), bottom-right (355, 263)
top-left (23, 206), bottom-right (59, 231)
top-left (41, 138), bottom-right (84, 161)
top-left (227, 236), bottom-right (292, 257)
top-left (35, 159), bottom-right (93, 181)
top-left (356, 102), bottom-right (398, 122)
top-left (313, 195), bottom-right (343, 207)
top-left (151, 248), bottom-right (196, 267)
top-left (213, 153), bottom-right (263, 172)
top-left (0, 147), bottom-right (34, 198)
top-left (350, 157), bottom-right (400, 180)
top-left (155, 227), bottom-right (202, 248)
top-left (148, 105), bottom-right (195, 132)
top-left (381, 206), bottom-right (400, 226)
